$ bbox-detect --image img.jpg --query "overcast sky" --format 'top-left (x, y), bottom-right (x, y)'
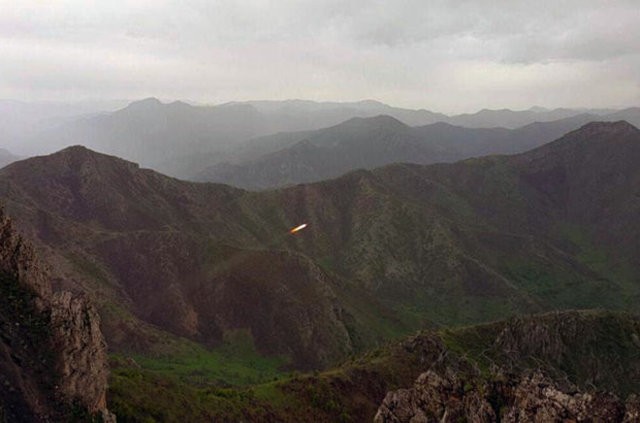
top-left (1, 0), bottom-right (639, 113)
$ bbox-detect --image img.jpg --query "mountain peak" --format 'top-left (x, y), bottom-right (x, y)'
top-left (556, 120), bottom-right (640, 147)
top-left (341, 114), bottom-right (409, 130)
top-left (2, 145), bottom-right (139, 181)
top-left (123, 97), bottom-right (163, 110)
top-left (353, 99), bottom-right (388, 108)
top-left (168, 100), bottom-right (191, 108)
top-left (54, 145), bottom-right (126, 163)
top-left (516, 120), bottom-right (640, 168)
top-left (576, 120), bottom-right (639, 135)
top-left (58, 144), bottom-right (93, 154)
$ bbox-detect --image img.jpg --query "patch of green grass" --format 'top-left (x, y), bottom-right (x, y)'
top-left (66, 252), bottom-right (112, 285)
top-left (316, 256), bottom-right (337, 273)
top-left (556, 223), bottom-right (639, 308)
top-left (393, 293), bottom-right (516, 330)
top-left (114, 329), bottom-right (288, 388)
top-left (503, 260), bottom-right (612, 309)
top-left (108, 330), bottom-right (293, 421)
top-left (108, 366), bottom-right (263, 423)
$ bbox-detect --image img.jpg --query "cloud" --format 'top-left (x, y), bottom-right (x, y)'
top-left (0, 0), bottom-right (638, 112)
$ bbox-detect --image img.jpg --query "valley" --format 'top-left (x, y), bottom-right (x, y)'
top-left (1, 119), bottom-right (639, 420)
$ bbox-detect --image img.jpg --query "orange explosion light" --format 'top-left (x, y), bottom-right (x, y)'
top-left (289, 223), bottom-right (308, 234)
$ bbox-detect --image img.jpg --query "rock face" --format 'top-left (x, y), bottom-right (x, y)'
top-left (375, 310), bottom-right (640, 422)
top-left (375, 370), bottom-right (638, 422)
top-left (50, 291), bottom-right (111, 415)
top-left (374, 370), bottom-right (496, 422)
top-left (504, 372), bottom-right (626, 422)
top-left (0, 208), bottom-right (114, 421)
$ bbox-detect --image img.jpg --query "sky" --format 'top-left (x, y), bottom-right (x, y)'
top-left (1, 0), bottom-right (639, 113)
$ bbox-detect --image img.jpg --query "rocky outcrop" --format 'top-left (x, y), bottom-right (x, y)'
top-left (376, 311), bottom-right (640, 422)
top-left (0, 205), bottom-right (52, 301)
top-left (50, 291), bottom-right (113, 419)
top-left (375, 370), bottom-right (638, 422)
top-left (374, 370), bottom-right (496, 422)
top-left (504, 372), bottom-right (626, 422)
top-left (0, 208), bottom-right (114, 421)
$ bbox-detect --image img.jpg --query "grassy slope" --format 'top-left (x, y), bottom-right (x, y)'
top-left (108, 310), bottom-right (640, 422)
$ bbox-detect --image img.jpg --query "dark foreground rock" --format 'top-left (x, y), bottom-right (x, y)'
top-left (0, 208), bottom-right (114, 422)
top-left (376, 368), bottom-right (639, 422)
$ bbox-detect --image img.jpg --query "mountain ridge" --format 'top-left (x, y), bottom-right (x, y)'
top-left (1, 121), bottom-right (638, 373)
top-left (11, 98), bottom-right (638, 180)
top-left (196, 114), bottom-right (629, 189)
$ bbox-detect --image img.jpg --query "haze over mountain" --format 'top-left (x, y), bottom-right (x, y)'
top-left (0, 148), bottom-right (20, 169)
top-left (0, 99), bottom-right (129, 155)
top-left (195, 111), bottom-right (636, 189)
top-left (1, 120), bottom-right (639, 370)
top-left (441, 106), bottom-right (615, 128)
top-left (10, 97), bottom-right (637, 182)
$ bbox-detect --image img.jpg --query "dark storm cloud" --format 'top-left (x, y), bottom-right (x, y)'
top-left (0, 0), bottom-right (638, 112)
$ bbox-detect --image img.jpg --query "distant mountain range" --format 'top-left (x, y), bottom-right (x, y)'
top-left (196, 110), bottom-right (640, 189)
top-left (231, 99), bottom-right (616, 128)
top-left (0, 148), bottom-right (20, 169)
top-left (5, 98), bottom-right (636, 180)
top-left (0, 99), bottom-right (128, 154)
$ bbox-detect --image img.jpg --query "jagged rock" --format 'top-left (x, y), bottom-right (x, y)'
top-left (503, 372), bottom-right (625, 422)
top-left (50, 291), bottom-right (111, 414)
top-left (375, 370), bottom-right (632, 423)
top-left (0, 209), bottom-right (51, 303)
top-left (0, 208), bottom-right (115, 421)
top-left (624, 394), bottom-right (640, 422)
top-left (374, 370), bottom-right (495, 422)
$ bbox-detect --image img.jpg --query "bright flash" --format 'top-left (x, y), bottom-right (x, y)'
top-left (289, 223), bottom-right (308, 234)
